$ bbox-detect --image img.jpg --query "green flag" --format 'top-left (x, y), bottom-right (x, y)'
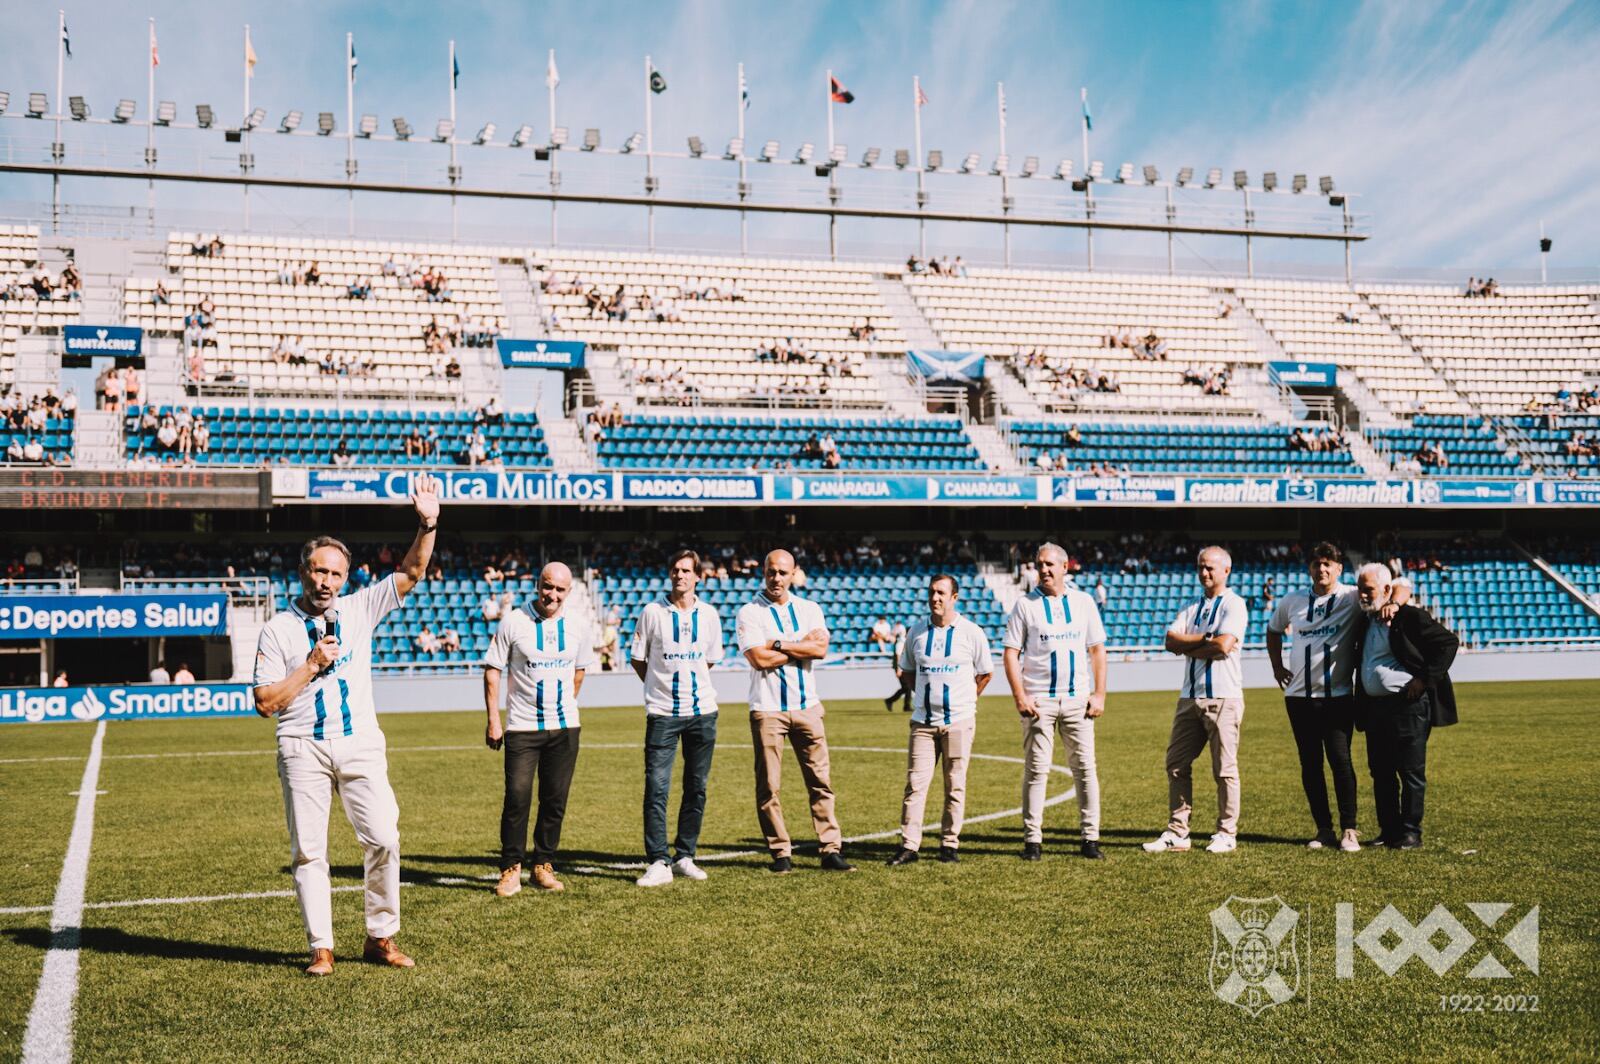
top-left (649, 69), bottom-right (667, 94)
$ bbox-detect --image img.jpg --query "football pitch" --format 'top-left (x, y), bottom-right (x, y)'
top-left (2, 679), bottom-right (1596, 1062)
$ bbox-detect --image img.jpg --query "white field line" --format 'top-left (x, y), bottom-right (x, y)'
top-left (0, 742), bottom-right (646, 766)
top-left (20, 719), bottom-right (107, 1064)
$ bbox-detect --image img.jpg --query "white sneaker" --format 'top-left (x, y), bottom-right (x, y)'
top-left (1339, 829), bottom-right (1362, 853)
top-left (1307, 831), bottom-right (1336, 850)
top-left (672, 856), bottom-right (708, 881)
top-left (1142, 830), bottom-right (1191, 853)
top-left (635, 860), bottom-right (674, 887)
top-left (1206, 833), bottom-right (1238, 854)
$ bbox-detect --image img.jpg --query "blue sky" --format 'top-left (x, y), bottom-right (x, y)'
top-left (1, 0), bottom-right (1596, 274)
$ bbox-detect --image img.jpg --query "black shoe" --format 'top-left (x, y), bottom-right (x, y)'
top-left (769, 855), bottom-right (793, 874)
top-left (884, 696), bottom-right (896, 711)
top-left (820, 852), bottom-right (856, 873)
top-left (1020, 842), bottom-right (1042, 861)
top-left (1080, 840), bottom-right (1104, 860)
top-left (1393, 834), bottom-right (1423, 850)
top-left (886, 847), bottom-right (919, 867)
top-left (937, 846), bottom-right (959, 863)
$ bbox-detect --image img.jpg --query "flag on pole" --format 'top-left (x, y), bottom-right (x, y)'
top-left (350, 38), bottom-right (358, 83)
top-left (649, 67), bottom-right (667, 94)
top-left (740, 66), bottom-right (749, 109)
top-left (245, 32), bottom-right (257, 75)
top-left (545, 51), bottom-right (559, 90)
top-left (999, 83), bottom-right (1007, 122)
top-left (151, 25), bottom-right (160, 67)
top-left (829, 75), bottom-right (854, 104)
top-left (62, 20), bottom-right (72, 59)
top-left (1081, 87), bottom-right (1092, 131)
top-left (915, 83), bottom-right (928, 108)
top-left (452, 53), bottom-right (460, 88)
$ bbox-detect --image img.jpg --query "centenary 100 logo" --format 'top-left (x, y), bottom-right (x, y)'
top-left (1209, 899), bottom-right (1540, 1017)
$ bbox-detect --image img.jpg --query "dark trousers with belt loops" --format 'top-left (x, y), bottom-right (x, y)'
top-left (1286, 695), bottom-right (1359, 834)
top-left (1364, 693), bottom-right (1431, 841)
top-left (500, 727), bottom-right (581, 870)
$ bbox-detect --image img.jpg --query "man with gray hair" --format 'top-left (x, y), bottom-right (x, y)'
top-left (1145, 546), bottom-right (1249, 855)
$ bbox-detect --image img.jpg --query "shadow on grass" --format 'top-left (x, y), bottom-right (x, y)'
top-left (5, 926), bottom-right (301, 968)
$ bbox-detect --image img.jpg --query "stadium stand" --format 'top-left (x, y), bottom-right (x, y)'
top-left (594, 413), bottom-right (982, 471)
top-left (1505, 413), bottom-right (1600, 477)
top-left (1544, 545), bottom-right (1600, 611)
top-left (1367, 415), bottom-right (1525, 476)
top-left (1007, 419), bottom-right (1359, 475)
top-left (2, 226), bottom-right (82, 391)
top-left (1391, 540), bottom-right (1600, 648)
top-left (121, 405), bottom-right (549, 467)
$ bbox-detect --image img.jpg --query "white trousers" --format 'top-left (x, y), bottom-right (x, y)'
top-left (276, 731), bottom-right (401, 951)
top-left (1020, 698), bottom-right (1100, 843)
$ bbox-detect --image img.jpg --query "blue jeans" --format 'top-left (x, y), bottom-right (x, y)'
top-left (643, 713), bottom-right (718, 864)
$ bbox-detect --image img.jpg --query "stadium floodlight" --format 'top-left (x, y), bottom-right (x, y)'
top-left (1143, 164), bottom-right (1159, 185)
top-left (583, 128), bottom-right (600, 151)
top-left (1054, 159), bottom-right (1073, 180)
top-left (1115, 162), bottom-right (1135, 183)
top-left (1291, 173), bottom-right (1307, 193)
top-left (434, 119), bottom-right (454, 142)
top-left (725, 137), bottom-right (743, 159)
top-left (1205, 167), bottom-right (1222, 188)
top-left (990, 154), bottom-right (1009, 175)
top-left (196, 103), bottom-right (215, 128)
top-left (1087, 160), bottom-right (1104, 179)
top-left (861, 146), bottom-right (880, 167)
top-left (279, 110), bottom-right (301, 133)
top-left (27, 93), bottom-right (48, 118)
top-left (244, 107), bottom-right (266, 130)
top-left (359, 114), bottom-right (378, 138)
top-left (1233, 169), bottom-right (1248, 189)
top-left (317, 112), bottom-right (336, 135)
top-left (509, 124), bottom-right (533, 147)
top-left (687, 136), bottom-right (704, 157)
top-left (794, 142), bottom-right (813, 163)
top-left (828, 144), bottom-right (847, 165)
top-left (1319, 175), bottom-right (1335, 195)
top-left (156, 100), bottom-right (176, 126)
top-left (1176, 166), bottom-right (1194, 187)
top-left (959, 152), bottom-right (980, 173)
top-left (114, 99), bottom-right (137, 123)
top-left (0, 92), bottom-right (8, 116)
top-left (894, 148), bottom-right (909, 169)
top-left (549, 126), bottom-right (568, 147)
top-left (69, 96), bottom-right (89, 121)
top-left (392, 116), bottom-right (412, 140)
top-left (1020, 155), bottom-right (1039, 178)
top-left (622, 131), bottom-right (643, 154)
top-left (759, 139), bottom-right (779, 161)
top-left (1262, 171), bottom-right (1278, 191)
top-left (926, 149), bottom-right (943, 171)
top-left (475, 123), bottom-right (497, 146)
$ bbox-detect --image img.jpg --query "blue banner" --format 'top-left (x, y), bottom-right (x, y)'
top-left (1055, 476), bottom-right (1181, 503)
top-left (496, 338), bottom-right (587, 370)
top-left (773, 475), bottom-right (924, 502)
top-left (1412, 479), bottom-right (1530, 506)
top-left (1184, 477), bottom-right (1284, 505)
top-left (0, 683), bottom-right (254, 724)
top-left (1536, 480), bottom-right (1600, 506)
top-left (306, 469), bottom-right (614, 503)
top-left (925, 476), bottom-right (1038, 502)
top-left (64, 324), bottom-right (143, 359)
top-left (906, 349), bottom-right (986, 385)
top-left (0, 593), bottom-right (227, 639)
top-left (620, 474), bottom-right (762, 503)
top-left (1267, 361), bottom-right (1337, 388)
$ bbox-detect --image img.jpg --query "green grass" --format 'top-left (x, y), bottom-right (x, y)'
top-left (2, 680), bottom-right (1597, 1062)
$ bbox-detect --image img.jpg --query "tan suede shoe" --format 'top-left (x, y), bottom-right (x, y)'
top-left (362, 935), bottom-right (415, 968)
top-left (494, 864), bottom-right (523, 897)
top-left (305, 948), bottom-right (334, 977)
top-left (530, 862), bottom-right (565, 891)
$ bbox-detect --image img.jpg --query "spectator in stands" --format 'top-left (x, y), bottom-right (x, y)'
top-left (1338, 304), bottom-right (1360, 324)
top-left (1288, 427), bottom-right (1309, 452)
top-left (478, 396), bottom-right (504, 427)
top-left (332, 438), bottom-right (356, 467)
top-left (348, 275), bottom-right (372, 300)
top-left (5, 438), bottom-right (24, 463)
top-left (1094, 577), bottom-right (1109, 611)
top-left (403, 426), bottom-right (427, 460)
top-left (303, 260), bottom-right (322, 285)
top-left (1202, 367), bottom-right (1231, 396)
top-left (1216, 298), bottom-right (1233, 319)
top-left (61, 390), bottom-right (78, 422)
top-left (1463, 276), bottom-right (1479, 298)
top-left (318, 349), bottom-right (338, 376)
top-left (149, 662), bottom-right (170, 685)
top-left (172, 662), bottom-right (196, 683)
top-left (30, 264), bottom-right (55, 300)
top-left (414, 626), bottom-right (441, 656)
top-left (52, 669), bottom-right (69, 688)
top-left (445, 355), bottom-right (462, 381)
top-left (59, 261), bottom-right (82, 300)
top-left (192, 417), bottom-right (211, 456)
top-left (465, 429), bottom-right (488, 468)
top-left (382, 255), bottom-right (399, 277)
top-left (156, 415), bottom-right (179, 453)
top-left (906, 254), bottom-right (925, 274)
top-left (150, 279), bottom-right (171, 305)
top-left (439, 626), bottom-right (462, 654)
top-left (869, 615), bottom-right (894, 652)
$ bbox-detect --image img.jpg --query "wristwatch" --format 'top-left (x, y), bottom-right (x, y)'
top-left (418, 521), bottom-right (438, 533)
top-left (771, 638), bottom-right (783, 652)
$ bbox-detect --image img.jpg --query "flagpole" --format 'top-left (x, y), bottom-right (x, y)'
top-left (346, 32), bottom-right (355, 236)
top-left (449, 39), bottom-right (458, 241)
top-left (737, 61), bottom-right (747, 256)
top-left (644, 55), bottom-right (655, 251)
top-left (825, 69), bottom-right (836, 260)
top-left (547, 49), bottom-right (558, 247)
top-left (146, 17), bottom-right (156, 233)
top-left (1081, 86), bottom-right (1093, 272)
top-left (998, 81), bottom-right (1010, 267)
top-left (243, 25), bottom-right (251, 229)
top-left (53, 8), bottom-right (64, 232)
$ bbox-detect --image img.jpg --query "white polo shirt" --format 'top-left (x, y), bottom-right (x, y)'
top-left (1267, 584), bottom-right (1361, 698)
top-left (1169, 590), bottom-right (1249, 700)
top-left (254, 574), bottom-right (404, 740)
top-left (484, 606), bottom-right (596, 731)
top-left (735, 592), bottom-right (828, 713)
top-left (631, 597), bottom-right (724, 718)
top-left (1002, 587), bottom-right (1105, 702)
top-left (899, 614), bottom-right (994, 726)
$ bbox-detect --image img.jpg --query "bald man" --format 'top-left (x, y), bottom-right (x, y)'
top-left (483, 562), bottom-right (596, 896)
top-left (736, 550), bottom-right (854, 873)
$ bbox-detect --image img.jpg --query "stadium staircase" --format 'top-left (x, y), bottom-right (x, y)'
top-left (863, 355), bottom-right (935, 419)
top-left (964, 423), bottom-right (1025, 473)
top-left (979, 563), bottom-right (1023, 613)
top-left (542, 414), bottom-right (595, 472)
top-left (1360, 293), bottom-right (1473, 413)
top-left (1511, 541), bottom-right (1600, 624)
top-left (583, 349), bottom-right (635, 411)
top-left (985, 362), bottom-right (1042, 418)
top-left (73, 408), bottom-right (122, 467)
top-left (871, 274), bottom-right (946, 351)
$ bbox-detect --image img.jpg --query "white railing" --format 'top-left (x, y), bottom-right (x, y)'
top-left (0, 575), bottom-right (81, 593)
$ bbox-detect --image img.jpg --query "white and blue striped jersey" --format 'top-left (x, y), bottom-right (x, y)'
top-left (1169, 591), bottom-right (1249, 700)
top-left (898, 615), bottom-right (994, 726)
top-left (1002, 587), bottom-right (1105, 702)
top-left (484, 606), bottom-right (596, 731)
top-left (1267, 584), bottom-right (1361, 698)
top-left (631, 598), bottom-right (724, 718)
top-left (254, 574), bottom-right (405, 740)
top-left (736, 593), bottom-right (828, 713)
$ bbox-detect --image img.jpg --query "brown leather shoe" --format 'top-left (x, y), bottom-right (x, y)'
top-left (305, 948), bottom-right (334, 977)
top-left (362, 936), bottom-right (415, 968)
top-left (530, 861), bottom-right (565, 892)
top-left (494, 864), bottom-right (523, 897)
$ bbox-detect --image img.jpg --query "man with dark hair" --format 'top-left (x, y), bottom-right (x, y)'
top-left (631, 549), bottom-right (725, 887)
top-left (252, 475), bottom-right (439, 976)
top-left (886, 574), bottom-right (993, 865)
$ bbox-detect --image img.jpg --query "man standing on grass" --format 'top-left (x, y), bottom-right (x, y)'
top-left (1267, 542), bottom-right (1410, 853)
top-left (631, 550), bottom-right (724, 887)
top-left (1351, 563), bottom-right (1458, 850)
top-left (1145, 546), bottom-right (1249, 855)
top-left (483, 562), bottom-right (595, 898)
top-left (253, 474), bottom-right (439, 976)
top-left (1003, 542), bottom-right (1109, 861)
top-left (736, 549), bottom-right (855, 873)
top-left (886, 573), bottom-right (993, 866)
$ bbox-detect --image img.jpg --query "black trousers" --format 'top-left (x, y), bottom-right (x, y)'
top-left (1364, 693), bottom-right (1431, 841)
top-left (1285, 695), bottom-right (1358, 833)
top-left (500, 727), bottom-right (581, 870)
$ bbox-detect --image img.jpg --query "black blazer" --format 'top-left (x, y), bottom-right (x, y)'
top-left (1351, 603), bottom-right (1460, 727)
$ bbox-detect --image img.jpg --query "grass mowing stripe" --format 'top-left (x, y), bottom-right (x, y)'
top-left (19, 719), bottom-right (106, 1064)
top-left (0, 742), bottom-right (651, 766)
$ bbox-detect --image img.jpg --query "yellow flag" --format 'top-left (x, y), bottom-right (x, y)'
top-left (245, 33), bottom-right (258, 75)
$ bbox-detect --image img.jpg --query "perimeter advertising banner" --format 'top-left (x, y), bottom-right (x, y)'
top-left (496, 339), bottom-right (587, 370)
top-left (0, 683), bottom-right (255, 724)
top-left (0, 593), bottom-right (229, 639)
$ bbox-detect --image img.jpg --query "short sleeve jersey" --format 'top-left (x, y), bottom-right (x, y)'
top-left (735, 593), bottom-right (828, 713)
top-left (631, 598), bottom-right (724, 717)
top-left (1002, 587), bottom-right (1106, 701)
top-left (484, 606), bottom-right (596, 731)
top-left (1168, 590), bottom-right (1249, 699)
top-left (898, 615), bottom-right (994, 725)
top-left (1267, 584), bottom-right (1361, 698)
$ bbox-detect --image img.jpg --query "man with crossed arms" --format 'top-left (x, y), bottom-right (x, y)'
top-left (736, 549), bottom-right (855, 873)
top-left (253, 474), bottom-right (439, 976)
top-left (1003, 542), bottom-right (1109, 861)
top-left (886, 573), bottom-right (994, 866)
